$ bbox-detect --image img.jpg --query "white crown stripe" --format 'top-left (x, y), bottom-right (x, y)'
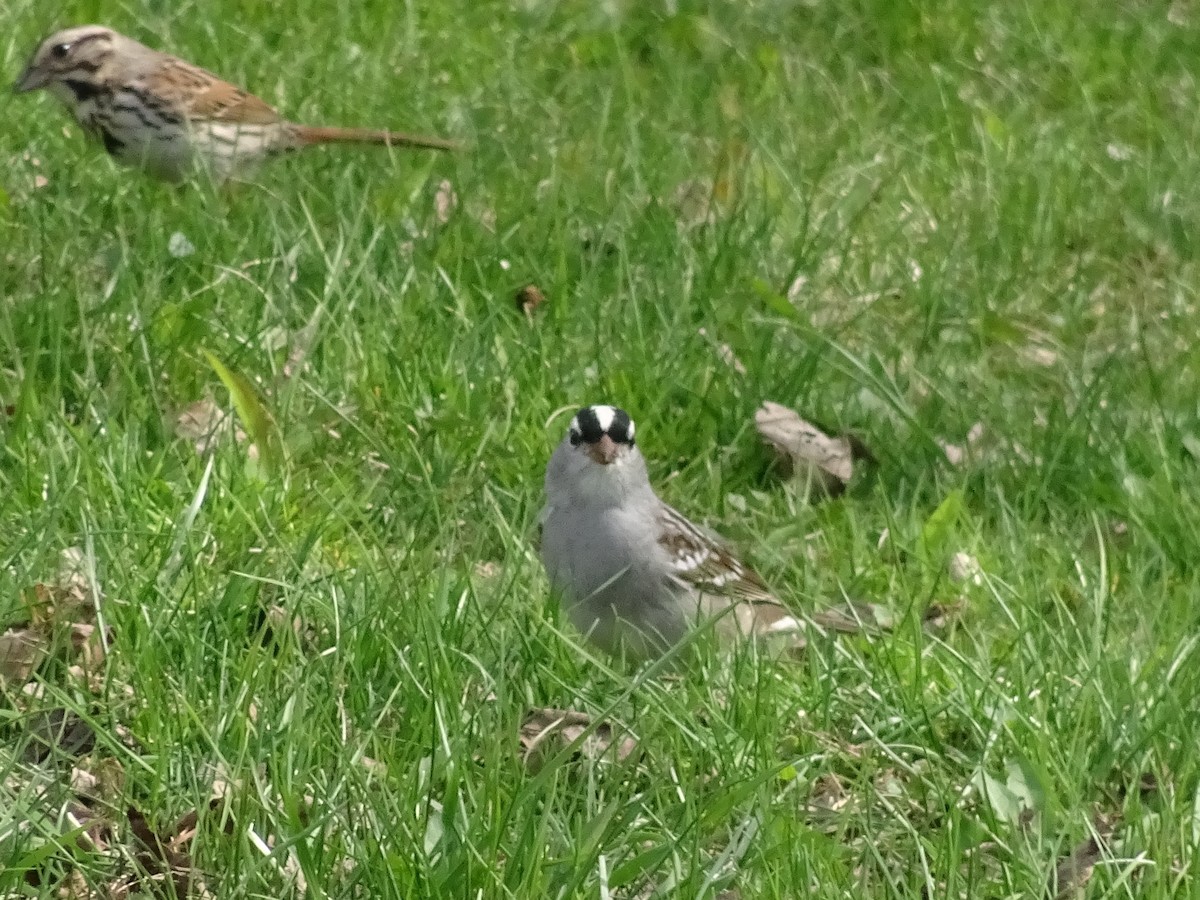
top-left (591, 405), bottom-right (616, 433)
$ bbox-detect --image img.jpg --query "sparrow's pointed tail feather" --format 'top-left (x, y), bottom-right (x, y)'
top-left (289, 124), bottom-right (460, 151)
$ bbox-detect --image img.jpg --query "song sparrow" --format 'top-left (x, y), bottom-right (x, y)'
top-left (13, 25), bottom-right (459, 182)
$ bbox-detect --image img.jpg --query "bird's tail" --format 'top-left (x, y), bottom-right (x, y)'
top-left (290, 125), bottom-right (460, 151)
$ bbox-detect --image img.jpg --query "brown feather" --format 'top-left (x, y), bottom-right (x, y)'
top-left (149, 59), bottom-right (282, 124)
top-left (288, 125), bottom-right (460, 151)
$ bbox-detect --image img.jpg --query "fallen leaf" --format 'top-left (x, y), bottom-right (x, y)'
top-left (24, 547), bottom-right (99, 626)
top-left (124, 806), bottom-right (209, 899)
top-left (174, 399), bottom-right (230, 455)
top-left (1049, 814), bottom-right (1117, 899)
top-left (55, 869), bottom-right (93, 898)
top-left (922, 597), bottom-right (967, 630)
top-left (71, 622), bottom-right (112, 672)
top-left (518, 708), bottom-right (638, 773)
top-left (66, 798), bottom-right (116, 853)
top-left (0, 627), bottom-right (49, 683)
top-left (20, 708), bottom-right (97, 764)
top-left (755, 401), bottom-right (870, 496)
top-left (516, 284), bottom-right (547, 316)
top-left (807, 773), bottom-right (849, 812)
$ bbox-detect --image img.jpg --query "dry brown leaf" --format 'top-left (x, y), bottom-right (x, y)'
top-left (515, 284), bottom-right (547, 316)
top-left (358, 755), bottom-right (388, 777)
top-left (69, 623), bottom-right (112, 677)
top-left (21, 708), bottom-right (97, 764)
top-left (519, 707), bottom-right (638, 773)
top-left (124, 806), bottom-right (210, 899)
top-left (69, 766), bottom-right (98, 796)
top-left (55, 868), bottom-right (94, 899)
top-left (174, 399), bottom-right (230, 455)
top-left (0, 626), bottom-right (50, 683)
top-left (90, 757), bottom-right (127, 804)
top-left (1050, 814), bottom-right (1117, 899)
top-left (21, 547), bottom-right (100, 629)
top-left (922, 597), bottom-right (967, 631)
top-left (65, 798), bottom-right (115, 852)
top-left (755, 401), bottom-right (869, 496)
top-left (807, 773), bottom-right (849, 812)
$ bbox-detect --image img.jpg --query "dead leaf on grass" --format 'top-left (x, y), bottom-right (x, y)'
top-left (515, 284), bottom-right (547, 316)
top-left (922, 597), bottom-right (967, 631)
top-left (807, 772), bottom-right (849, 813)
top-left (68, 622), bottom-right (112, 680)
top-left (755, 401), bottom-right (871, 496)
top-left (54, 869), bottom-right (94, 899)
top-left (20, 708), bottom-right (97, 764)
top-left (25, 546), bottom-right (99, 626)
top-left (0, 627), bottom-right (50, 683)
top-left (121, 806), bottom-right (212, 899)
top-left (1049, 813), bottom-right (1118, 899)
top-left (5, 549), bottom-right (111, 688)
top-left (71, 756), bottom-right (126, 805)
top-left (174, 398), bottom-right (231, 455)
top-left (519, 707), bottom-right (638, 773)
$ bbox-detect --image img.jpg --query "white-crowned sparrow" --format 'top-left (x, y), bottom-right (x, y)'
top-left (539, 404), bottom-right (804, 659)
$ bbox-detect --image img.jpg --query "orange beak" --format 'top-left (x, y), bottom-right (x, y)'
top-left (587, 434), bottom-right (619, 465)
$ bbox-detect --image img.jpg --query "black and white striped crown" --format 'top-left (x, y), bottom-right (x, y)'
top-left (568, 405), bottom-right (636, 447)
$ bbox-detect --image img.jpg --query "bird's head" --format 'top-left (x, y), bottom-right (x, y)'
top-left (567, 404), bottom-right (637, 467)
top-left (13, 25), bottom-right (119, 95)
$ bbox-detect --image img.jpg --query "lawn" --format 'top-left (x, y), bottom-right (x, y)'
top-left (2, 0), bottom-right (1199, 896)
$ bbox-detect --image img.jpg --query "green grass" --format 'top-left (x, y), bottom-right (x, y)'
top-left (2, 0), bottom-right (1199, 896)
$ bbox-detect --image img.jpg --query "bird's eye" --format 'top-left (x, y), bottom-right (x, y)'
top-left (569, 431), bottom-right (582, 447)
top-left (50, 42), bottom-right (72, 59)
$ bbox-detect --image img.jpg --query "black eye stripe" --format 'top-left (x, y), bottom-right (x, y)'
top-left (569, 405), bottom-right (636, 446)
